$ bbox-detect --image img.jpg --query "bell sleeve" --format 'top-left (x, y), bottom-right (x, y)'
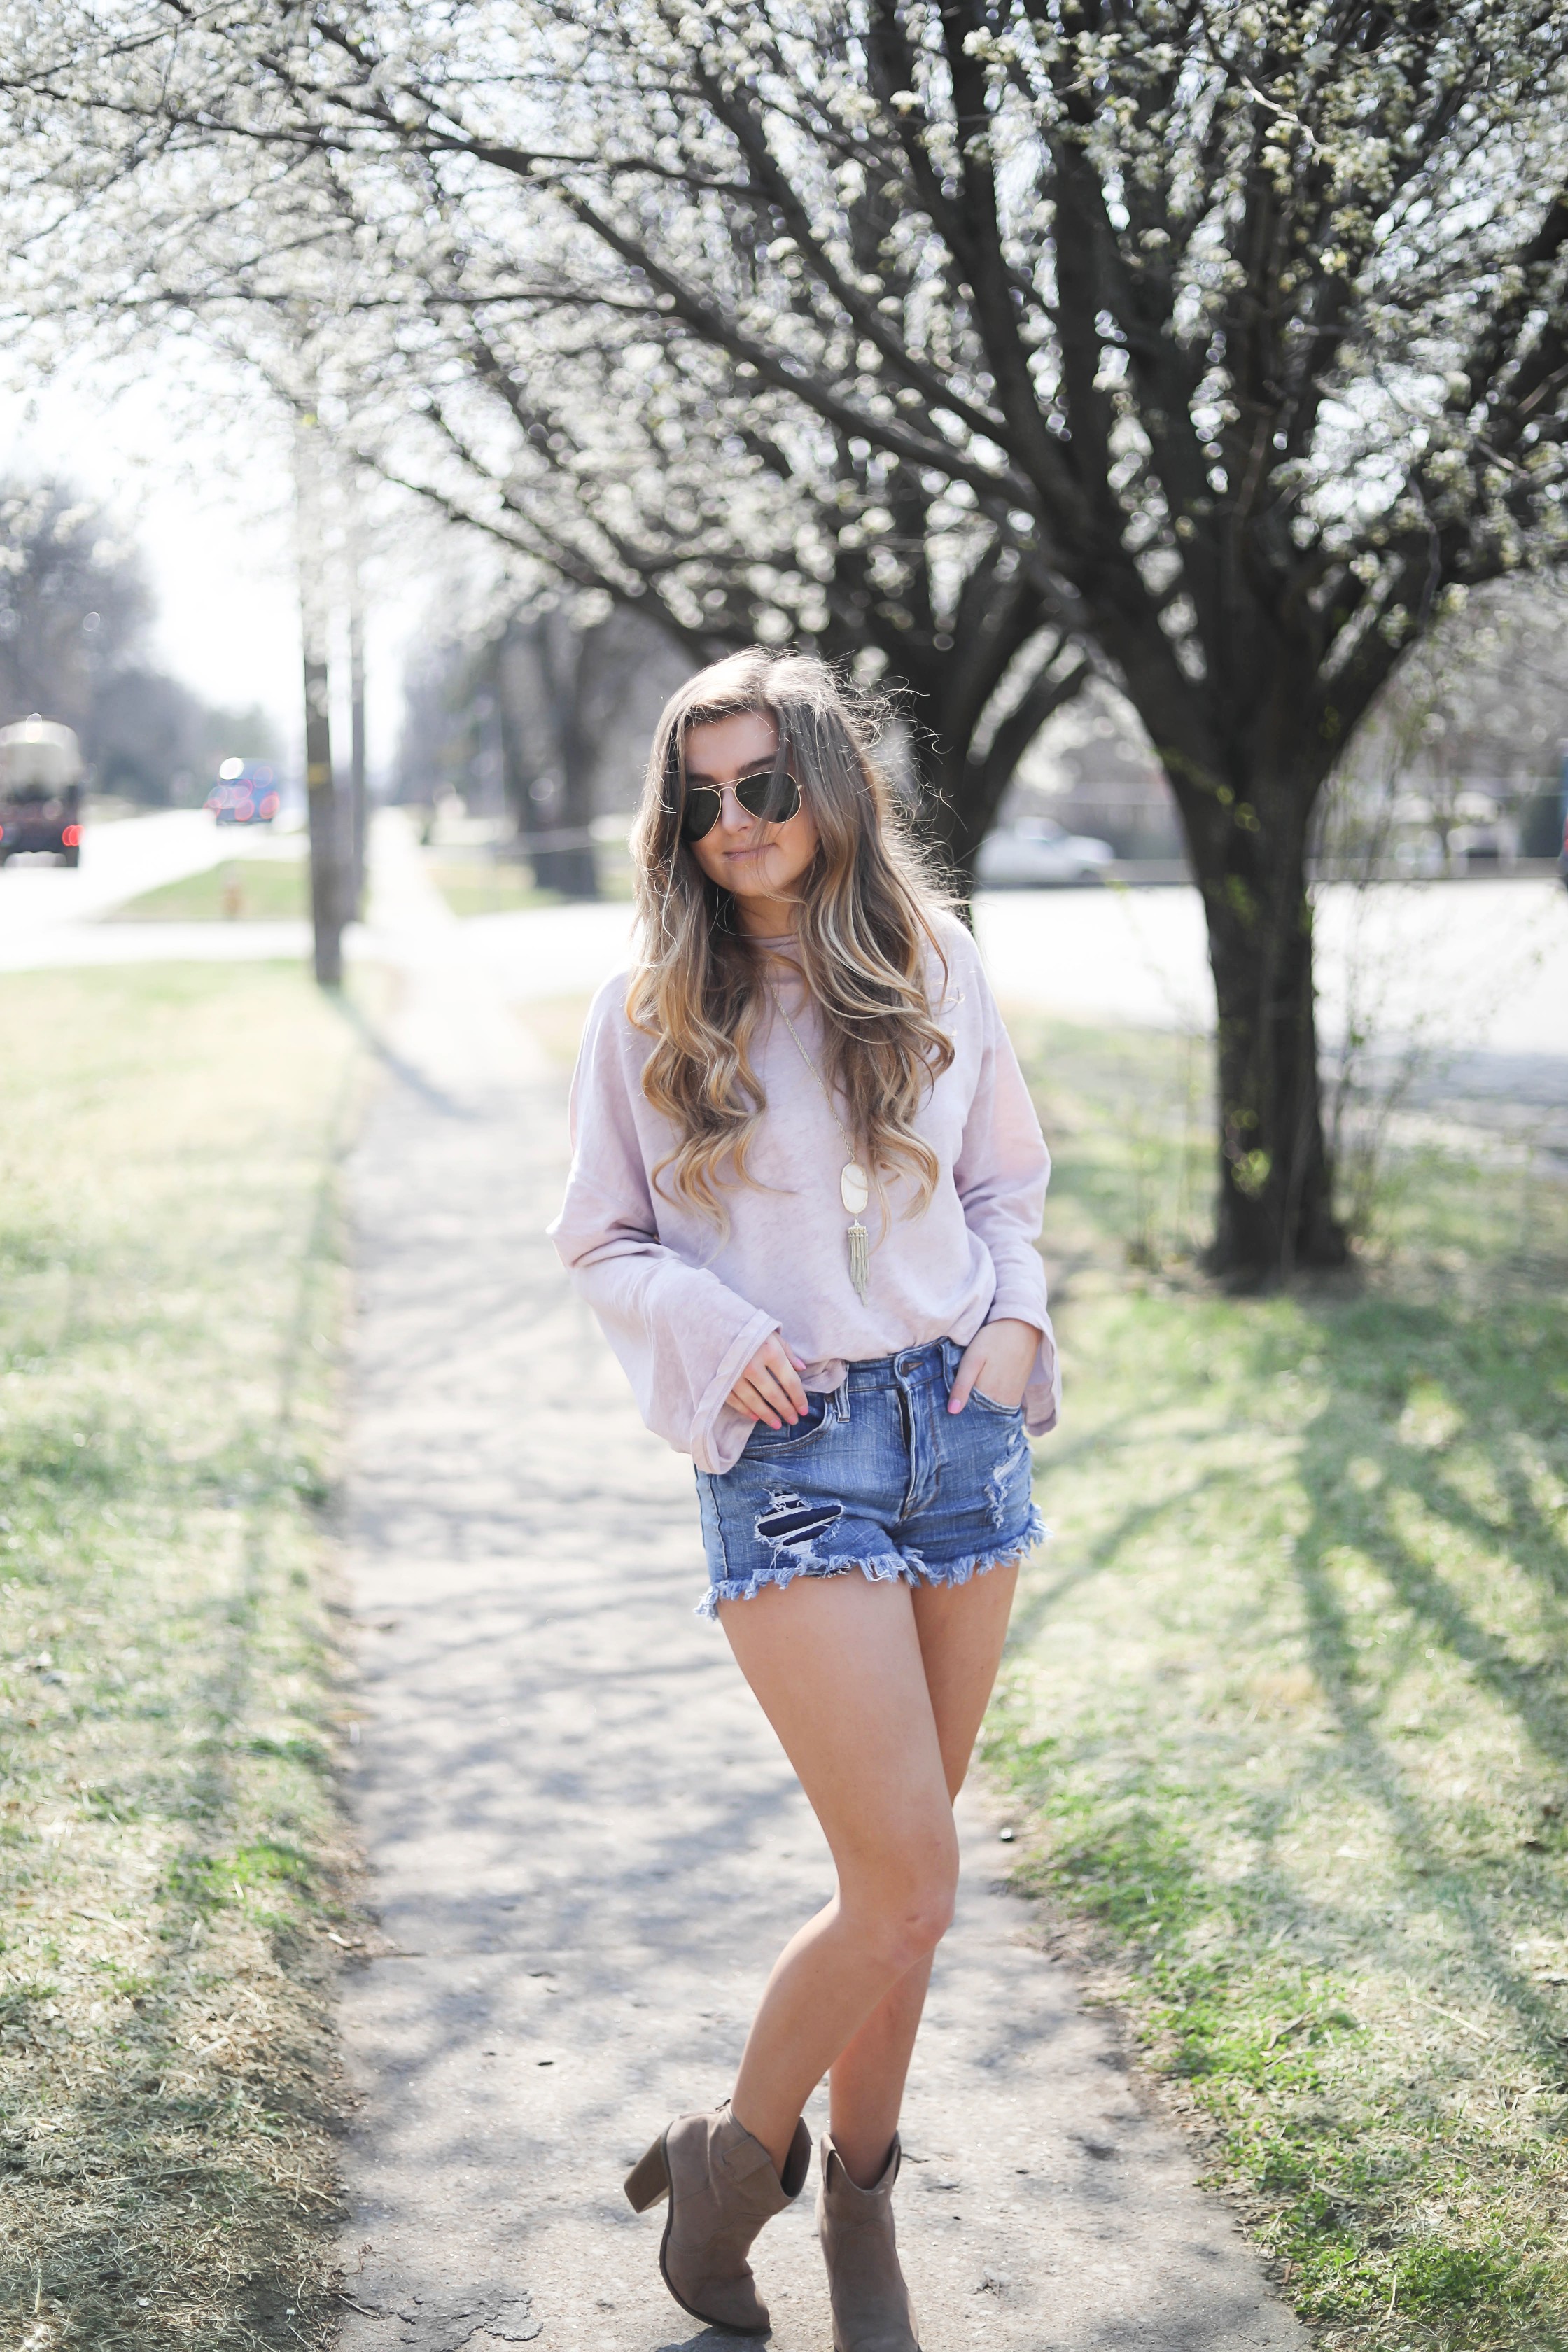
top-left (547, 980), bottom-right (779, 1471)
top-left (951, 956), bottom-right (1062, 1436)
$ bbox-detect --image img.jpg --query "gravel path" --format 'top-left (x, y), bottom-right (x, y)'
top-left (333, 921), bottom-right (1306, 2352)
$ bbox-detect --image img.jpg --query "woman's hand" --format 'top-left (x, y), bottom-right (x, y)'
top-left (729, 1334), bottom-right (811, 1429)
top-left (947, 1317), bottom-right (1041, 1415)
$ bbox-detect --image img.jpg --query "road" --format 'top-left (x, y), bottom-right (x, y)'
top-left (0, 806), bottom-right (305, 966)
top-left (449, 871), bottom-right (1566, 1060)
top-left (4, 810), bottom-right (1563, 1070)
top-left (334, 846), bottom-right (1305, 2352)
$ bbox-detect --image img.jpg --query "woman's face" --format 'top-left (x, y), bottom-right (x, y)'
top-left (682, 710), bottom-right (820, 932)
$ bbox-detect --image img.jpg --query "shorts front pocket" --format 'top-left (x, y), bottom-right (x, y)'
top-left (741, 1391), bottom-right (835, 1455)
top-left (966, 1386), bottom-right (1025, 1418)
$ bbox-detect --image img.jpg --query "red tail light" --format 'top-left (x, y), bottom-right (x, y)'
top-left (62, 826), bottom-right (82, 847)
top-left (260, 794), bottom-right (279, 817)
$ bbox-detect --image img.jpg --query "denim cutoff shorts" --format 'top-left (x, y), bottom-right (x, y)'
top-left (694, 1337), bottom-right (1045, 1620)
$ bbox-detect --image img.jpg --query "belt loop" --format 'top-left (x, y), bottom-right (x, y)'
top-left (832, 1373), bottom-right (851, 1423)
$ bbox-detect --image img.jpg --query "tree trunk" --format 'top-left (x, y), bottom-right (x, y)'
top-left (529, 614), bottom-right (599, 899)
top-left (1184, 792), bottom-right (1347, 1282)
top-left (493, 623), bottom-right (538, 859)
top-left (294, 416), bottom-right (346, 990)
top-left (532, 732), bottom-right (599, 897)
top-left (346, 510), bottom-right (368, 922)
top-left (302, 645), bottom-right (344, 988)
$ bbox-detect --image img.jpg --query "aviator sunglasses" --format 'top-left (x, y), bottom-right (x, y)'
top-left (679, 763), bottom-right (802, 843)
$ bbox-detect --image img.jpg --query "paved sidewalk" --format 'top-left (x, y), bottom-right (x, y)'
top-left (335, 941), bottom-right (1305, 2352)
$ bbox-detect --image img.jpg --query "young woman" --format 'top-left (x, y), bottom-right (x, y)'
top-left (550, 650), bottom-right (1058, 2352)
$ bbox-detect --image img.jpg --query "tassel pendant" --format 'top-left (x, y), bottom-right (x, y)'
top-left (841, 1161), bottom-right (871, 1301)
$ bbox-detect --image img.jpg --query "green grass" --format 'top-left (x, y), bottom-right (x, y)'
top-left (993, 1013), bottom-right (1568, 2352)
top-left (423, 843), bottom-right (635, 917)
top-left (0, 964), bottom-right (370, 2349)
top-left (422, 852), bottom-right (556, 918)
top-left (107, 858), bottom-right (308, 924)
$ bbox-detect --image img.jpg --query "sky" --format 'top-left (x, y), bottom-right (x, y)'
top-left (0, 345), bottom-right (424, 785)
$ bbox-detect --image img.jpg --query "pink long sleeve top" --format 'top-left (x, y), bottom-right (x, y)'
top-left (547, 912), bottom-right (1060, 1476)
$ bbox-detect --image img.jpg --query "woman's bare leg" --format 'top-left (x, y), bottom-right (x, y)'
top-left (823, 1564), bottom-right (1018, 2180)
top-left (822, 1562), bottom-right (1020, 2183)
top-left (718, 1562), bottom-right (1018, 2185)
top-left (719, 1575), bottom-right (954, 2174)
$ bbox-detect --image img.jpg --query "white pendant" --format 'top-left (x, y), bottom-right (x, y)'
top-left (841, 1161), bottom-right (869, 1214)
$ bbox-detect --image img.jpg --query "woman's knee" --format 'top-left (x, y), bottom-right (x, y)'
top-left (844, 1833), bottom-right (959, 1972)
top-left (897, 1877), bottom-right (958, 1966)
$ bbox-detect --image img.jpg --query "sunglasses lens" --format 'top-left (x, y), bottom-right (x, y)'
top-left (736, 772), bottom-right (802, 824)
top-left (681, 788), bottom-right (722, 841)
top-left (680, 771), bottom-right (799, 843)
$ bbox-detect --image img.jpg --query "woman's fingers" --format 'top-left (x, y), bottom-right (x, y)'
top-left (731, 1336), bottom-right (811, 1427)
top-left (765, 1345), bottom-right (811, 1418)
top-left (732, 1381), bottom-right (776, 1427)
top-left (948, 1319), bottom-right (1039, 1414)
top-left (946, 1344), bottom-right (979, 1414)
top-left (750, 1364), bottom-right (799, 1422)
top-left (732, 1375), bottom-right (785, 1426)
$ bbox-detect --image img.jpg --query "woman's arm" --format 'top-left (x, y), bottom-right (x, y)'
top-left (547, 983), bottom-right (783, 1465)
top-left (950, 959), bottom-right (1061, 1433)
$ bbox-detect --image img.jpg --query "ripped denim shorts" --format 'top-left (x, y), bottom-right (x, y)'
top-left (694, 1336), bottom-right (1044, 1621)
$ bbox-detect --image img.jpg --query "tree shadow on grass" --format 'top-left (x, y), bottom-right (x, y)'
top-left (0, 1087), bottom-right (355, 2348)
top-left (1280, 1285), bottom-right (1568, 2075)
top-left (994, 1256), bottom-right (1568, 2337)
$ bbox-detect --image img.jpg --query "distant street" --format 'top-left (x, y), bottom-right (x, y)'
top-left (0, 806), bottom-right (298, 965)
top-left (454, 866), bottom-right (1567, 1063)
top-left (3, 808), bottom-right (1563, 1070)
top-left (979, 875), bottom-right (1567, 1057)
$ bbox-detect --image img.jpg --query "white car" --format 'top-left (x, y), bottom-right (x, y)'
top-left (974, 817), bottom-right (1115, 887)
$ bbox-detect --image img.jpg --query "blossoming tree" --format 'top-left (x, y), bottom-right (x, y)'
top-left (10, 0), bottom-right (1568, 1271)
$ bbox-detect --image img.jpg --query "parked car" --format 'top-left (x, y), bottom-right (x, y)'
top-left (206, 760), bottom-right (280, 825)
top-left (0, 715), bottom-right (84, 867)
top-left (974, 816), bottom-right (1115, 888)
top-left (1448, 788), bottom-right (1518, 869)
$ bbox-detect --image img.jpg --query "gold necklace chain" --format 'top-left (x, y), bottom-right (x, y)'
top-left (769, 985), bottom-right (848, 1144)
top-left (767, 981), bottom-right (872, 1301)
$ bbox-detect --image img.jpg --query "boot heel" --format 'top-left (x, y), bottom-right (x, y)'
top-left (624, 2134), bottom-right (671, 2212)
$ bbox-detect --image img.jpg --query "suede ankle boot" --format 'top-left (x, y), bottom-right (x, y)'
top-left (624, 2102), bottom-right (811, 2334)
top-left (817, 2131), bottom-right (920, 2352)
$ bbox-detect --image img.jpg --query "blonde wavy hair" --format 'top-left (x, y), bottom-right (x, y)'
top-left (628, 647), bottom-right (955, 1225)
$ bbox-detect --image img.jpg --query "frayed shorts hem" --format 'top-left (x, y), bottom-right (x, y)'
top-left (918, 1504), bottom-right (1048, 1595)
top-left (696, 1546), bottom-right (911, 1621)
top-left (695, 1508), bottom-right (1046, 1621)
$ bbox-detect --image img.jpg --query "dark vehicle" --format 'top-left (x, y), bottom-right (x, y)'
top-left (206, 759), bottom-right (280, 826)
top-left (0, 716), bottom-right (84, 867)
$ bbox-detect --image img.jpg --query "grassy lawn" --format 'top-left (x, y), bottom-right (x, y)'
top-left (109, 845), bottom-right (640, 923)
top-left (421, 853), bottom-right (556, 919)
top-left (1, 964), bottom-right (368, 2350)
top-left (422, 844), bottom-right (636, 918)
top-left (996, 1012), bottom-right (1568, 2352)
top-left (108, 858), bottom-right (308, 925)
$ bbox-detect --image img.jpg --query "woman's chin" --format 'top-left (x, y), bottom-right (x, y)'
top-left (726, 863), bottom-right (787, 903)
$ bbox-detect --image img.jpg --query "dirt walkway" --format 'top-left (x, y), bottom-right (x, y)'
top-left (335, 885), bottom-right (1305, 2352)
